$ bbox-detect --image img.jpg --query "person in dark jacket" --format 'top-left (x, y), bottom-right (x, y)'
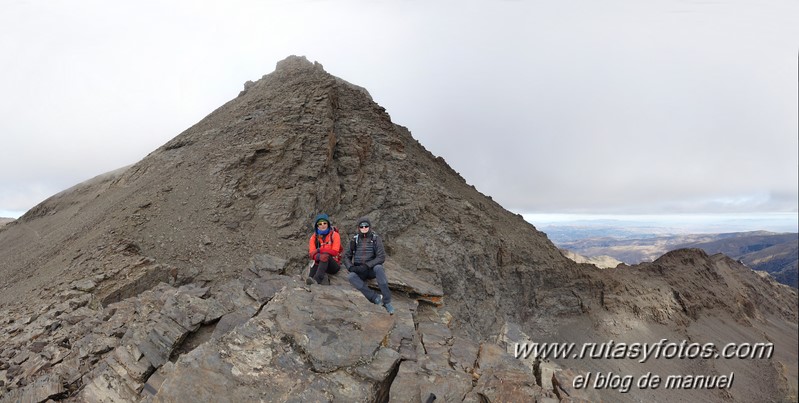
top-left (307, 213), bottom-right (341, 285)
top-left (343, 217), bottom-right (394, 314)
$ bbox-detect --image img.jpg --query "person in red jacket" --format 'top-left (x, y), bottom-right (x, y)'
top-left (307, 213), bottom-right (341, 285)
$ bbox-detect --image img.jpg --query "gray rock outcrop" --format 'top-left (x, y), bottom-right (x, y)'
top-left (0, 242), bottom-right (546, 402)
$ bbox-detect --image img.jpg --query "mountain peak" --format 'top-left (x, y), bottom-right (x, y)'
top-left (275, 54), bottom-right (324, 73)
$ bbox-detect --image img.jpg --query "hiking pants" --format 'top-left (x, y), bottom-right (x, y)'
top-left (310, 253), bottom-right (340, 283)
top-left (348, 264), bottom-right (391, 304)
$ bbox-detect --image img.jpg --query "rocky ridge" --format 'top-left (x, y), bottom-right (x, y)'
top-left (556, 230), bottom-right (798, 287)
top-left (0, 56), bottom-right (796, 402)
top-left (0, 241), bottom-right (585, 402)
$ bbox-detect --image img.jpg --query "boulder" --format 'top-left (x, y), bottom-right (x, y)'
top-left (72, 279), bottom-right (97, 292)
top-left (149, 285), bottom-right (399, 402)
top-left (250, 254), bottom-right (288, 276)
top-left (271, 286), bottom-right (396, 372)
top-left (369, 260), bottom-right (444, 306)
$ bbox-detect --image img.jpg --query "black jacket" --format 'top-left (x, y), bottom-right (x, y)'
top-left (344, 230), bottom-right (385, 269)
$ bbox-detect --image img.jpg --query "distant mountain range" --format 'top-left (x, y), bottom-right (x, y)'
top-left (0, 217), bottom-right (14, 228)
top-left (551, 229), bottom-right (798, 288)
top-left (680, 232), bottom-right (797, 288)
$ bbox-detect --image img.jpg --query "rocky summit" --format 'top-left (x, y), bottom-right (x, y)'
top-left (0, 56), bottom-right (796, 402)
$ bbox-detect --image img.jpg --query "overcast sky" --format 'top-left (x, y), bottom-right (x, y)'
top-left (1, 1), bottom-right (797, 230)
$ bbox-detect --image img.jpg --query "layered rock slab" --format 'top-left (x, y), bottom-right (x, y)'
top-left (149, 285), bottom-right (400, 402)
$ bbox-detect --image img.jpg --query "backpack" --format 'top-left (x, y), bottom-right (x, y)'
top-left (315, 226), bottom-right (343, 261)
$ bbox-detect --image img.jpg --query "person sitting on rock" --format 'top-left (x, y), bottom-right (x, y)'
top-left (344, 217), bottom-right (394, 314)
top-left (307, 213), bottom-right (341, 285)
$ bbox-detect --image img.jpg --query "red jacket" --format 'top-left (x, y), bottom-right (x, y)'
top-left (308, 230), bottom-right (341, 262)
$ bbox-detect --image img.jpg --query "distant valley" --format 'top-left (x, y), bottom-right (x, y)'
top-left (544, 226), bottom-right (798, 288)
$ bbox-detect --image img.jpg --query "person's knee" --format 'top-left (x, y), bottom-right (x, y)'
top-left (373, 265), bottom-right (388, 284)
top-left (347, 272), bottom-right (360, 283)
top-left (319, 253), bottom-right (330, 262)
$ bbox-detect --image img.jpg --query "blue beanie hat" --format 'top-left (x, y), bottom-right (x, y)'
top-left (314, 213), bottom-right (331, 235)
top-left (314, 213), bottom-right (330, 226)
top-left (314, 213), bottom-right (330, 229)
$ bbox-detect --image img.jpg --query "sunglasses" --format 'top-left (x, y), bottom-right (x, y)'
top-left (359, 224), bottom-right (370, 228)
top-left (317, 222), bottom-right (329, 226)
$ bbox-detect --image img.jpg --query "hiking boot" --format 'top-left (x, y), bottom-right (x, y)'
top-left (383, 302), bottom-right (395, 315)
top-left (372, 294), bottom-right (383, 305)
top-left (321, 276), bottom-right (330, 286)
top-left (305, 277), bottom-right (314, 285)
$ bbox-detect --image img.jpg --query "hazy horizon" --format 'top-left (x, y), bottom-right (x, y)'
top-left (525, 212), bottom-right (799, 234)
top-left (4, 206), bottom-right (797, 235)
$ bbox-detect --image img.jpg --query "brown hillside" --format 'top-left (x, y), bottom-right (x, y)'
top-left (0, 56), bottom-right (580, 338)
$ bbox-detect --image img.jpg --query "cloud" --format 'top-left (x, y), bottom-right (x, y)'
top-left (0, 181), bottom-right (54, 217)
top-left (0, 0), bottom-right (797, 220)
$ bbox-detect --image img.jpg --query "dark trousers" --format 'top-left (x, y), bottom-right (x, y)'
top-left (348, 264), bottom-right (391, 304)
top-left (310, 253), bottom-right (340, 283)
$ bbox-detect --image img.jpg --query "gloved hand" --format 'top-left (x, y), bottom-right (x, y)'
top-left (309, 248), bottom-right (320, 260)
top-left (350, 264), bottom-right (369, 277)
